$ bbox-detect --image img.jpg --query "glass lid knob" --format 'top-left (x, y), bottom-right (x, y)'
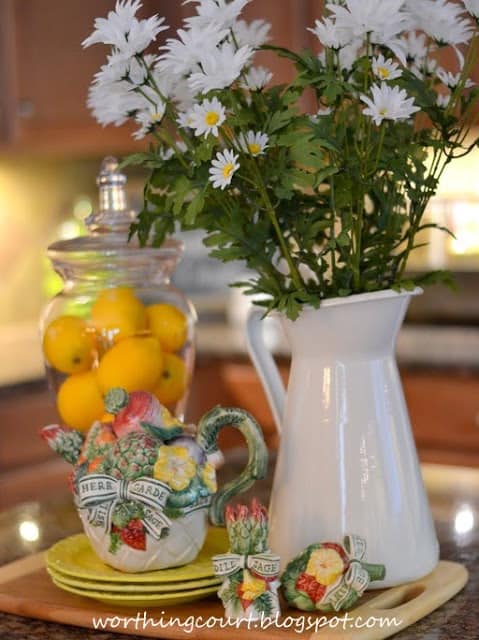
top-left (85, 156), bottom-right (137, 234)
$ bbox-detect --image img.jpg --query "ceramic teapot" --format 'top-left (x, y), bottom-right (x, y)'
top-left (41, 388), bottom-right (268, 573)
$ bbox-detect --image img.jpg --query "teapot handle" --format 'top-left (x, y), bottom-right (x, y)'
top-left (196, 407), bottom-right (268, 526)
top-left (245, 307), bottom-right (284, 435)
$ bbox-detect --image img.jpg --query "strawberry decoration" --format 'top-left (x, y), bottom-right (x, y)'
top-left (112, 519), bottom-right (147, 551)
top-left (120, 519), bottom-right (147, 551)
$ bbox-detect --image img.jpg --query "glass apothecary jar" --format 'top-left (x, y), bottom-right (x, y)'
top-left (40, 157), bottom-right (196, 432)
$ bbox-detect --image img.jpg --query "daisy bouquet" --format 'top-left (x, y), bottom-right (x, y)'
top-left (85, 0), bottom-right (479, 319)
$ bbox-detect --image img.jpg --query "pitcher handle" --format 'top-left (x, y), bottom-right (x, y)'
top-left (245, 307), bottom-right (285, 435)
top-left (196, 407), bottom-right (268, 526)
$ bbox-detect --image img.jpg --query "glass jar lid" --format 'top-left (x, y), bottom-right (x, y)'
top-left (47, 156), bottom-right (182, 269)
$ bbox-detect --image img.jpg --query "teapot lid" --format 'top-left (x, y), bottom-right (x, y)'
top-left (47, 156), bottom-right (182, 263)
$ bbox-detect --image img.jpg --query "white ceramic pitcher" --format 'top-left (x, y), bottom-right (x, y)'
top-left (246, 288), bottom-right (439, 588)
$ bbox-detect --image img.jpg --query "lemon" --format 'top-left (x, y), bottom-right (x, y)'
top-left (57, 371), bottom-right (104, 432)
top-left (146, 304), bottom-right (188, 353)
top-left (91, 287), bottom-right (147, 342)
top-left (153, 353), bottom-right (187, 406)
top-left (43, 315), bottom-right (96, 374)
top-left (97, 336), bottom-right (163, 394)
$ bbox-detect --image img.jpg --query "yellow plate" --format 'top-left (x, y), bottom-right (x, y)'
top-left (46, 527), bottom-right (228, 583)
top-left (47, 566), bottom-right (221, 593)
top-left (50, 574), bottom-right (218, 607)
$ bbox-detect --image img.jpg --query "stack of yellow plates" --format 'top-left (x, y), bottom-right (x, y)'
top-left (46, 528), bottom-right (227, 607)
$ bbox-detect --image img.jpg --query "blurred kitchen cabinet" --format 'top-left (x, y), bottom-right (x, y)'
top-left (402, 371), bottom-right (479, 467)
top-left (0, 0), bottom-right (183, 155)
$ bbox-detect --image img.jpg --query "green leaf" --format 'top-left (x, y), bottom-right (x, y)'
top-left (172, 176), bottom-right (192, 215)
top-left (336, 229), bottom-right (351, 247)
top-left (268, 109), bottom-right (295, 133)
top-left (185, 190), bottom-right (205, 225)
top-left (282, 168), bottom-right (315, 189)
top-left (119, 152), bottom-right (158, 169)
top-left (414, 270), bottom-right (457, 290)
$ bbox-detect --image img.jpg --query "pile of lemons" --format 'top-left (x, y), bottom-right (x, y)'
top-left (43, 287), bottom-right (189, 431)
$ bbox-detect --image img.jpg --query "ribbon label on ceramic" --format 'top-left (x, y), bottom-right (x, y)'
top-left (213, 552), bottom-right (281, 578)
top-left (76, 474), bottom-right (172, 539)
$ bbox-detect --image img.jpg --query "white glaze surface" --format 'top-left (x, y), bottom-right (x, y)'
top-left (79, 510), bottom-right (208, 573)
top-left (247, 289), bottom-right (439, 587)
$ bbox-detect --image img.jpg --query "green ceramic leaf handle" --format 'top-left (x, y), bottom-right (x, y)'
top-left (196, 406), bottom-right (268, 526)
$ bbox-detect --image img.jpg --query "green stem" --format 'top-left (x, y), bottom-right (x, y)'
top-left (254, 164), bottom-right (305, 292)
top-left (329, 176), bottom-right (337, 281)
top-left (227, 91), bottom-right (305, 292)
top-left (369, 123), bottom-right (386, 176)
top-left (153, 129), bottom-right (189, 170)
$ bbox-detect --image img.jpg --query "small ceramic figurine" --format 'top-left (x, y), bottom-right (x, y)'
top-left (41, 388), bottom-right (268, 573)
top-left (281, 535), bottom-right (386, 612)
top-left (213, 499), bottom-right (281, 621)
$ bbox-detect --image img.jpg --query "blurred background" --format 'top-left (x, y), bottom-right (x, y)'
top-left (0, 0), bottom-right (478, 507)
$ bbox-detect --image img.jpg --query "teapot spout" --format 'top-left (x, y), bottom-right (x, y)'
top-left (40, 424), bottom-right (85, 465)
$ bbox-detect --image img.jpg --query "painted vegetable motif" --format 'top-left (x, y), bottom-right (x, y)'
top-left (212, 500), bottom-right (281, 621)
top-left (281, 535), bottom-right (386, 612)
top-left (40, 388), bottom-right (268, 571)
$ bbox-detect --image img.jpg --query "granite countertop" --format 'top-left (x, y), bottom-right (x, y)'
top-left (0, 455), bottom-right (478, 639)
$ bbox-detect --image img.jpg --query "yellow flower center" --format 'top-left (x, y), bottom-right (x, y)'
top-left (151, 111), bottom-right (163, 122)
top-left (248, 142), bottom-right (262, 155)
top-left (222, 163), bottom-right (234, 178)
top-left (205, 111), bottom-right (220, 126)
top-left (377, 66), bottom-right (390, 79)
top-left (379, 107), bottom-right (389, 116)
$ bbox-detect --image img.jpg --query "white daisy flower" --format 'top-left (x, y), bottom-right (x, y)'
top-left (189, 42), bottom-right (254, 93)
top-left (464, 0), bottom-right (479, 18)
top-left (317, 38), bottom-right (363, 71)
top-left (437, 69), bottom-right (475, 89)
top-left (156, 143), bottom-right (187, 161)
top-left (402, 31), bottom-right (428, 64)
top-left (158, 24), bottom-right (228, 77)
top-left (238, 131), bottom-right (269, 156)
top-left (87, 66), bottom-right (141, 126)
top-left (411, 57), bottom-right (439, 80)
top-left (406, 0), bottom-right (472, 46)
top-left (436, 93), bottom-right (451, 109)
top-left (360, 82), bottom-right (420, 126)
top-left (185, 0), bottom-right (251, 30)
top-left (340, 40), bottom-right (364, 70)
top-left (327, 0), bottom-right (410, 63)
top-left (177, 110), bottom-right (196, 129)
top-left (233, 19), bottom-right (271, 48)
top-left (97, 53), bottom-right (157, 86)
top-left (308, 17), bottom-right (351, 50)
top-left (372, 54), bottom-right (402, 81)
top-left (133, 100), bottom-right (167, 139)
top-left (190, 97), bottom-right (226, 138)
top-left (209, 149), bottom-right (240, 189)
top-left (82, 0), bottom-right (167, 57)
top-left (310, 106), bottom-right (333, 122)
top-left (240, 66), bottom-right (272, 90)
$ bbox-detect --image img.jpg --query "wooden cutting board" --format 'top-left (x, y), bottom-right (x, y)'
top-left (0, 553), bottom-right (467, 640)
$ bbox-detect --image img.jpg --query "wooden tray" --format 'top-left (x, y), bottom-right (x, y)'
top-left (0, 553), bottom-right (468, 640)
